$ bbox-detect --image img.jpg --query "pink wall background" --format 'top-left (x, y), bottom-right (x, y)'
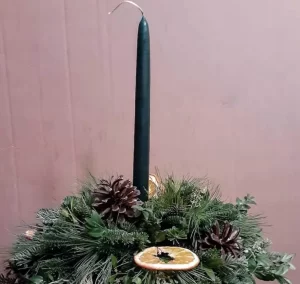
top-left (0, 0), bottom-right (299, 281)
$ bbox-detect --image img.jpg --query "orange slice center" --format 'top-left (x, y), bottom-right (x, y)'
top-left (134, 246), bottom-right (200, 271)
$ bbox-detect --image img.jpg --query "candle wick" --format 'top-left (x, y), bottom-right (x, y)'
top-left (108, 1), bottom-right (144, 16)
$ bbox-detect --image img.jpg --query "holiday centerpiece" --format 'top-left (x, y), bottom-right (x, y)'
top-left (0, 1), bottom-right (295, 283)
top-left (0, 175), bottom-right (295, 283)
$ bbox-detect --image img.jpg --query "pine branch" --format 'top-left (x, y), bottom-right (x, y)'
top-left (36, 208), bottom-right (60, 225)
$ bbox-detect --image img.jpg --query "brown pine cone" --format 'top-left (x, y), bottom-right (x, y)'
top-left (201, 221), bottom-right (241, 257)
top-left (92, 176), bottom-right (143, 222)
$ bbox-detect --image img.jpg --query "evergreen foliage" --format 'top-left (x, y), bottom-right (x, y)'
top-left (0, 175), bottom-right (295, 283)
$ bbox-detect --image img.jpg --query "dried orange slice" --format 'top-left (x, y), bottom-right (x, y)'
top-left (149, 174), bottom-right (164, 198)
top-left (134, 246), bottom-right (200, 271)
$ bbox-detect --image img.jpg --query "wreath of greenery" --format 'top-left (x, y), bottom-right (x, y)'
top-left (0, 175), bottom-right (295, 284)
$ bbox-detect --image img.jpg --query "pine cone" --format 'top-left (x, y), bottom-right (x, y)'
top-left (201, 221), bottom-right (241, 257)
top-left (92, 176), bottom-right (143, 221)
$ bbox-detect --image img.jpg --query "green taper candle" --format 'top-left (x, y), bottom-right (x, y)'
top-left (133, 16), bottom-right (150, 202)
top-left (109, 1), bottom-right (150, 201)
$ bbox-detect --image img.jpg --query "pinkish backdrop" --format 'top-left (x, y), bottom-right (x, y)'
top-left (0, 0), bottom-right (299, 281)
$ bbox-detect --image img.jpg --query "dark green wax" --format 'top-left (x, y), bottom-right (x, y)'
top-left (133, 16), bottom-right (150, 202)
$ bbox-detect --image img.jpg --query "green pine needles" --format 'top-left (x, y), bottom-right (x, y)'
top-left (0, 175), bottom-right (295, 284)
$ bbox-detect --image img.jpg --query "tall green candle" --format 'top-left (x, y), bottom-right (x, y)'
top-left (109, 1), bottom-right (150, 201)
top-left (133, 16), bottom-right (150, 202)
